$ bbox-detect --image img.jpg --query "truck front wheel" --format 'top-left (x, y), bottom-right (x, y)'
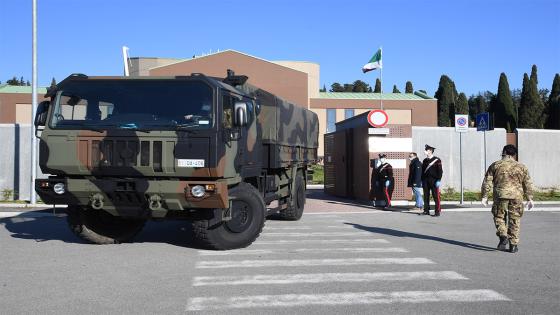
top-left (192, 183), bottom-right (265, 250)
top-left (66, 206), bottom-right (146, 244)
top-left (279, 173), bottom-right (306, 221)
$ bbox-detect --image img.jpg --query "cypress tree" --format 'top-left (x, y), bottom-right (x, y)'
top-left (495, 73), bottom-right (516, 132)
top-left (405, 81), bottom-right (413, 93)
top-left (546, 74), bottom-right (560, 129)
top-left (456, 92), bottom-right (468, 115)
top-left (519, 73), bottom-right (546, 128)
top-left (434, 75), bottom-right (457, 127)
top-left (530, 64), bottom-right (538, 85)
top-left (392, 85), bottom-right (401, 93)
top-left (519, 74), bottom-right (531, 128)
top-left (374, 78), bottom-right (381, 93)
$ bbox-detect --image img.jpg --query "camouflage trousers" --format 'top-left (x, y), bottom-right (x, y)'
top-left (491, 198), bottom-right (524, 245)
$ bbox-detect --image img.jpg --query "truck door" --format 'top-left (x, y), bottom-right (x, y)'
top-left (222, 93), bottom-right (261, 178)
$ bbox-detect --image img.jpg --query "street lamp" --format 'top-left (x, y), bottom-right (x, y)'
top-left (30, 0), bottom-right (38, 204)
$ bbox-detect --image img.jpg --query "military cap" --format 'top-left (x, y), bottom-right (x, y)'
top-left (425, 144), bottom-right (435, 151)
top-left (379, 153), bottom-right (387, 158)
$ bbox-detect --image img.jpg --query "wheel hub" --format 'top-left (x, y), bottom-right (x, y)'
top-left (225, 200), bottom-right (252, 233)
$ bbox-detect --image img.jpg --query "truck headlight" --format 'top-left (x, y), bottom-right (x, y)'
top-left (53, 183), bottom-right (66, 195)
top-left (191, 185), bottom-right (206, 198)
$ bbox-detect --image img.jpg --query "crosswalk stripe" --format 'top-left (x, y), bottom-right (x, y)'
top-left (253, 238), bottom-right (390, 245)
top-left (265, 226), bottom-right (313, 230)
top-left (186, 289), bottom-right (510, 311)
top-left (196, 257), bottom-right (434, 269)
top-left (192, 271), bottom-right (467, 286)
top-left (262, 232), bottom-right (370, 237)
top-left (294, 247), bottom-right (408, 253)
top-left (198, 249), bottom-right (273, 256)
top-left (265, 226), bottom-right (352, 230)
top-left (197, 247), bottom-right (407, 256)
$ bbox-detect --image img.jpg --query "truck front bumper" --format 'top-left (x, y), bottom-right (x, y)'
top-left (35, 178), bottom-right (229, 213)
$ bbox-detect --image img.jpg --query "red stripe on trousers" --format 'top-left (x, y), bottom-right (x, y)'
top-left (385, 187), bottom-right (391, 206)
top-left (436, 187), bottom-right (441, 212)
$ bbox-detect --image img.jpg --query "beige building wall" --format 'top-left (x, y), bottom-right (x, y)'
top-left (129, 57), bottom-right (185, 76)
top-left (273, 61), bottom-right (320, 103)
top-left (312, 108), bottom-right (327, 158)
top-left (15, 104), bottom-right (32, 124)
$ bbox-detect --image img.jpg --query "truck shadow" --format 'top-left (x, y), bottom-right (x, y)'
top-left (0, 212), bottom-right (206, 249)
top-left (345, 222), bottom-right (497, 251)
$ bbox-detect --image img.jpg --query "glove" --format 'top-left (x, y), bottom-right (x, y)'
top-left (527, 200), bottom-right (534, 211)
top-left (435, 181), bottom-right (441, 188)
top-left (481, 197), bottom-right (488, 207)
top-left (385, 180), bottom-right (390, 187)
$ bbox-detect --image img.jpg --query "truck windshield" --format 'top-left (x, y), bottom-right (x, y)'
top-left (50, 80), bottom-right (214, 130)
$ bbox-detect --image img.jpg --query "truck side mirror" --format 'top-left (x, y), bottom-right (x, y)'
top-left (34, 101), bottom-right (50, 127)
top-left (234, 101), bottom-right (248, 127)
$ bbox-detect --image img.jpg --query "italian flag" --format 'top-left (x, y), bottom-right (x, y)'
top-left (362, 48), bottom-right (382, 73)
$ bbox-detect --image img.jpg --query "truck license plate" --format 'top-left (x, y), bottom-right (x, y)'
top-left (177, 159), bottom-right (205, 168)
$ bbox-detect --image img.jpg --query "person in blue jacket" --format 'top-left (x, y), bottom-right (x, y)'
top-left (407, 152), bottom-right (424, 210)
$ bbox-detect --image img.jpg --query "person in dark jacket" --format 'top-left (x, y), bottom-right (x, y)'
top-left (421, 144), bottom-right (443, 216)
top-left (370, 153), bottom-right (394, 208)
top-left (407, 152), bottom-right (424, 210)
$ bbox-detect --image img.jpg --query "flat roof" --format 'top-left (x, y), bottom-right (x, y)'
top-left (0, 84), bottom-right (48, 94)
top-left (317, 91), bottom-right (434, 100)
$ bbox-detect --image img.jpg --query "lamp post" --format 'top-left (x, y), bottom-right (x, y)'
top-left (30, 0), bottom-right (38, 204)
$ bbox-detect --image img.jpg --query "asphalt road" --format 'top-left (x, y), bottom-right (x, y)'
top-left (1, 208), bottom-right (559, 314)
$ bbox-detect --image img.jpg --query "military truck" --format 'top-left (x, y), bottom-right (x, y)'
top-left (34, 71), bottom-right (319, 249)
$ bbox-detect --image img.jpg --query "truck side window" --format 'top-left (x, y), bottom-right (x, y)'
top-left (222, 94), bottom-right (233, 129)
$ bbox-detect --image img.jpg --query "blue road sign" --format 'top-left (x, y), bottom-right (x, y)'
top-left (476, 112), bottom-right (491, 131)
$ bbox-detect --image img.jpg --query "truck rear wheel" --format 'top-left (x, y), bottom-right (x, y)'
top-left (66, 206), bottom-right (146, 244)
top-left (279, 173), bottom-right (306, 220)
top-left (192, 183), bottom-right (265, 250)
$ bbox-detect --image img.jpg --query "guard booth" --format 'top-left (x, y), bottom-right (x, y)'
top-left (324, 110), bottom-right (413, 203)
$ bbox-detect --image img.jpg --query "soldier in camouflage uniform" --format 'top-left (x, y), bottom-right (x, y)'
top-left (481, 144), bottom-right (534, 253)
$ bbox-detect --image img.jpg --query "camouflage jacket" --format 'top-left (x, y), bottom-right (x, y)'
top-left (481, 157), bottom-right (534, 200)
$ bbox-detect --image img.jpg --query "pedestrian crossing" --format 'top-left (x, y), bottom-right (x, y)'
top-left (185, 215), bottom-right (510, 312)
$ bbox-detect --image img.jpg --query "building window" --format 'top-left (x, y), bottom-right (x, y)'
top-left (344, 109), bottom-right (355, 120)
top-left (326, 109), bottom-right (336, 133)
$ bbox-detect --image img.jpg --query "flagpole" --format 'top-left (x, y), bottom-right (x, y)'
top-left (379, 46), bottom-right (383, 110)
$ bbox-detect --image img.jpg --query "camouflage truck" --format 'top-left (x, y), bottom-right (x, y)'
top-left (34, 70), bottom-right (319, 249)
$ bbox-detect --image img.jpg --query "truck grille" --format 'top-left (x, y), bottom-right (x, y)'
top-left (84, 139), bottom-right (164, 172)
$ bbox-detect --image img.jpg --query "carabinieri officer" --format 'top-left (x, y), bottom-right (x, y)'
top-left (421, 144), bottom-right (443, 216)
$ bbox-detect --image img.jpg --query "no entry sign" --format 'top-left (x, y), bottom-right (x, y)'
top-left (367, 109), bottom-right (389, 128)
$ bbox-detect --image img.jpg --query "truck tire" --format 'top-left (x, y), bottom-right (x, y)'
top-left (279, 173), bottom-right (305, 221)
top-left (66, 206), bottom-right (146, 244)
top-left (192, 182), bottom-right (265, 250)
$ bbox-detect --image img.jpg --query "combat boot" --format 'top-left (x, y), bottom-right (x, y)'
top-left (497, 236), bottom-right (508, 251)
top-left (509, 244), bottom-right (518, 253)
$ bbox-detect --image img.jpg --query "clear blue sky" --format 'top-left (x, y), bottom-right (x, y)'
top-left (1, 0), bottom-right (558, 96)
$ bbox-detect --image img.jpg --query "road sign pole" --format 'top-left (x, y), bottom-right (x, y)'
top-left (460, 132), bottom-right (464, 204)
top-left (483, 130), bottom-right (487, 172)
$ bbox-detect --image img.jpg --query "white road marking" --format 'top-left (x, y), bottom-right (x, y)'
top-left (196, 257), bottom-right (434, 269)
top-left (198, 249), bottom-right (273, 256)
top-left (294, 247), bottom-right (408, 253)
top-left (303, 208), bottom-right (560, 215)
top-left (192, 271), bottom-right (467, 286)
top-left (186, 289), bottom-right (510, 310)
top-left (252, 238), bottom-right (390, 245)
top-left (265, 226), bottom-right (313, 230)
top-left (197, 247), bottom-right (406, 256)
top-left (262, 232), bottom-right (370, 237)
top-left (265, 225), bottom-right (353, 230)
